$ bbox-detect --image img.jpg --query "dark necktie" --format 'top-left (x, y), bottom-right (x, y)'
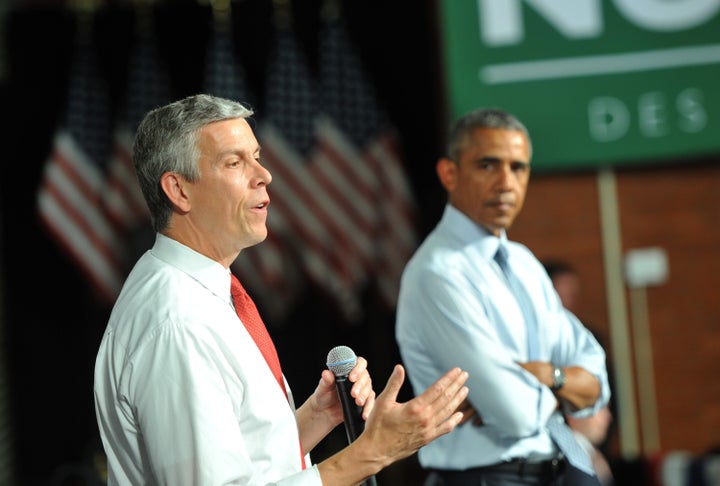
top-left (494, 245), bottom-right (595, 477)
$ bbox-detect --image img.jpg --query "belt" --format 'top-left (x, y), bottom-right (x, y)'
top-left (432, 456), bottom-right (567, 481)
top-left (481, 457), bottom-right (567, 477)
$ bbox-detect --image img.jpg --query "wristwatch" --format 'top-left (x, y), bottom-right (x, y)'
top-left (551, 366), bottom-right (566, 391)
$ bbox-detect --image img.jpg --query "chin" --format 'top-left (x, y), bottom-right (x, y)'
top-left (497, 216), bottom-right (515, 230)
top-left (240, 233), bottom-right (267, 251)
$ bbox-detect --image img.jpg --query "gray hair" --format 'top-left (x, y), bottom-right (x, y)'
top-left (446, 108), bottom-right (532, 161)
top-left (133, 94), bottom-right (254, 233)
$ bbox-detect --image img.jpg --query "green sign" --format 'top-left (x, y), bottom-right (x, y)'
top-left (438, 0), bottom-right (720, 170)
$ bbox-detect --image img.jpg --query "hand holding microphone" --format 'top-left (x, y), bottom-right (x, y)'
top-left (326, 345), bottom-right (378, 486)
top-left (317, 345), bottom-right (469, 486)
top-left (326, 345), bottom-right (369, 443)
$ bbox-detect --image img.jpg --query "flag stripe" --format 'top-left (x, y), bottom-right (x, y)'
top-left (38, 191), bottom-right (122, 298)
top-left (36, 18), bottom-right (126, 303)
top-left (312, 118), bottom-right (377, 235)
top-left (46, 135), bottom-right (123, 257)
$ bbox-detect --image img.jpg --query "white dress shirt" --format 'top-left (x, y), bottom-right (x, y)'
top-left (94, 233), bottom-right (320, 485)
top-left (396, 204), bottom-right (610, 470)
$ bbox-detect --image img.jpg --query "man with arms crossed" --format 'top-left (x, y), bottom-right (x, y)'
top-left (396, 108), bottom-right (610, 486)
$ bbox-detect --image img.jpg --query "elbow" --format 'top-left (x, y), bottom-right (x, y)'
top-left (580, 373), bottom-right (602, 407)
top-left (563, 372), bottom-right (602, 411)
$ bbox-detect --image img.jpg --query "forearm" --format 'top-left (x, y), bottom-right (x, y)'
top-left (554, 365), bottom-right (601, 410)
top-left (519, 361), bottom-right (601, 410)
top-left (295, 400), bottom-right (341, 454)
top-left (317, 436), bottom-right (386, 486)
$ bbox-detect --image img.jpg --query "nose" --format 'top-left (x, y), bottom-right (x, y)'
top-left (495, 163), bottom-right (513, 191)
top-left (253, 162), bottom-right (272, 186)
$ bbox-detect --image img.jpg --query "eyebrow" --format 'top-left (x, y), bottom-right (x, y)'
top-left (216, 145), bottom-right (261, 159)
top-left (478, 156), bottom-right (530, 166)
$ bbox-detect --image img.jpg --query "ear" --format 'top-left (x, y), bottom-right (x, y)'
top-left (160, 172), bottom-right (191, 213)
top-left (436, 157), bottom-right (458, 192)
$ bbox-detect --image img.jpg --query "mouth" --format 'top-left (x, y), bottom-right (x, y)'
top-left (488, 199), bottom-right (514, 210)
top-left (254, 199), bottom-right (270, 209)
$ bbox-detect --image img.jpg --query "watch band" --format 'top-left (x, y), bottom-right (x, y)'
top-left (551, 366), bottom-right (566, 391)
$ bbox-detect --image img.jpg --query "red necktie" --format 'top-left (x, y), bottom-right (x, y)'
top-left (230, 274), bottom-right (307, 469)
top-left (230, 274), bottom-right (286, 397)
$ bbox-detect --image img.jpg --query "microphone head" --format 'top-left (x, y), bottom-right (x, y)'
top-left (326, 345), bottom-right (357, 377)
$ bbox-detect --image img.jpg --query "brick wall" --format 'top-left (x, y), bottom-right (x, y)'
top-left (509, 157), bottom-right (720, 460)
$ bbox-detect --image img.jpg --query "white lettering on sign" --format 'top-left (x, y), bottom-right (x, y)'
top-left (638, 92), bottom-right (669, 138)
top-left (677, 88), bottom-right (707, 133)
top-left (479, 0), bottom-right (601, 45)
top-left (588, 97), bottom-right (631, 142)
top-left (478, 0), bottom-right (720, 46)
top-left (614, 0), bottom-right (720, 32)
top-left (588, 88), bottom-right (708, 142)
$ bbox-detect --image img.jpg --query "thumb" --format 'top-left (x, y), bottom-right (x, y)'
top-left (320, 369), bottom-right (336, 387)
top-left (377, 364), bottom-right (406, 404)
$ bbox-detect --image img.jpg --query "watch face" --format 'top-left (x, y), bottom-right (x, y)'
top-left (552, 366), bottom-right (566, 390)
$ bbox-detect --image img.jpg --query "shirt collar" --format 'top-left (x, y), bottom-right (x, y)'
top-left (151, 233), bottom-right (232, 303)
top-left (440, 203), bottom-right (508, 261)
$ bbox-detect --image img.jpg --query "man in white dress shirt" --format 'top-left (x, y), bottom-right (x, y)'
top-left (396, 108), bottom-right (610, 485)
top-left (93, 94), bottom-right (470, 485)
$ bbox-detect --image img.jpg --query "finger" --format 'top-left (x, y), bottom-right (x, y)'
top-left (361, 390), bottom-right (376, 420)
top-left (416, 368), bottom-right (466, 407)
top-left (320, 369), bottom-right (336, 388)
top-left (348, 357), bottom-right (371, 405)
top-left (351, 374), bottom-right (373, 406)
top-left (441, 381), bottom-right (470, 420)
top-left (348, 356), bottom-right (368, 382)
top-left (435, 408), bottom-right (467, 436)
top-left (349, 365), bottom-right (372, 405)
top-left (433, 379), bottom-right (470, 434)
top-left (376, 364), bottom-right (405, 405)
top-left (427, 372), bottom-right (470, 427)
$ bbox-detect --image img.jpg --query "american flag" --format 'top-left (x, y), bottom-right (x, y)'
top-left (37, 13), bottom-right (122, 302)
top-left (202, 5), bottom-right (298, 320)
top-left (109, 7), bottom-right (171, 271)
top-left (255, 7), bottom-right (419, 322)
top-left (258, 19), bottom-right (366, 322)
top-left (316, 11), bottom-right (419, 309)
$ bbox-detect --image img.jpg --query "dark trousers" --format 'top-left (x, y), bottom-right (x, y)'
top-left (426, 459), bottom-right (602, 486)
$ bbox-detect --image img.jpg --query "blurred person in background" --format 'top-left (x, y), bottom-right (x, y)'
top-left (396, 107), bottom-right (610, 486)
top-left (565, 406), bottom-right (614, 486)
top-left (542, 261), bottom-right (582, 315)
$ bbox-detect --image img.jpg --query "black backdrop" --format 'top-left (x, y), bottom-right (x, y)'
top-left (0, 0), bottom-right (450, 484)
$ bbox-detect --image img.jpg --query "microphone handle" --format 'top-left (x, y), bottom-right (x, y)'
top-left (335, 376), bottom-right (378, 486)
top-left (336, 376), bottom-right (364, 442)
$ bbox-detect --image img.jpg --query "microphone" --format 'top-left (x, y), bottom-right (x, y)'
top-left (326, 345), bottom-right (377, 486)
top-left (326, 345), bottom-right (365, 443)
